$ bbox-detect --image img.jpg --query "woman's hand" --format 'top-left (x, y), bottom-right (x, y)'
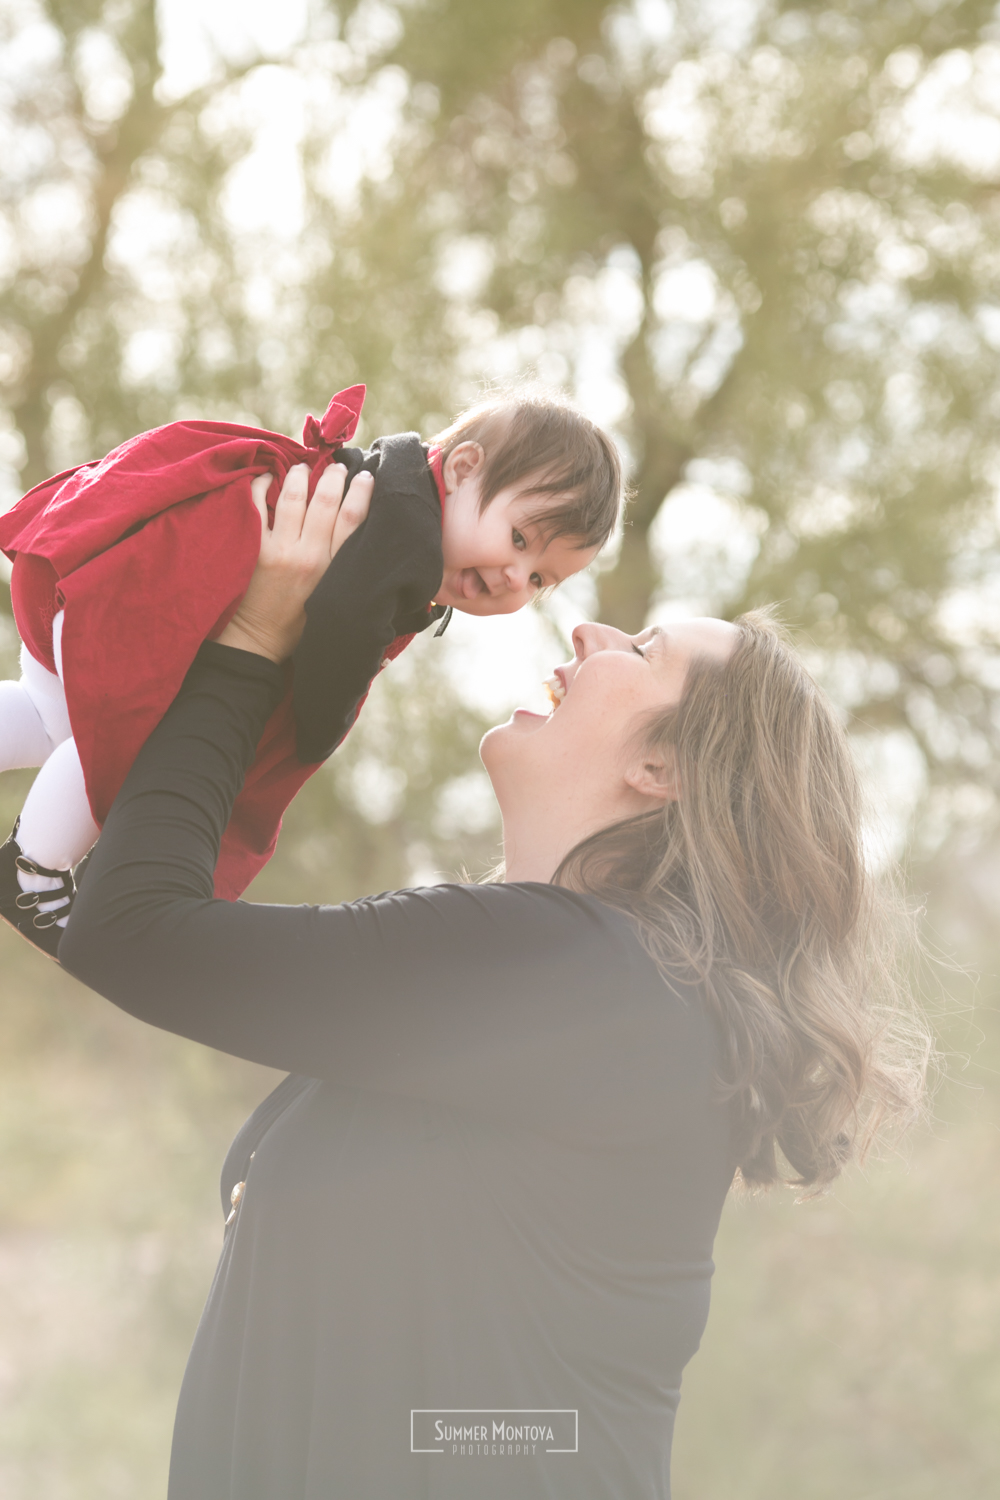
top-left (218, 461), bottom-right (374, 663)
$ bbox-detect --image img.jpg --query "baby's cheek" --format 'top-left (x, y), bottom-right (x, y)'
top-left (482, 591), bottom-right (530, 617)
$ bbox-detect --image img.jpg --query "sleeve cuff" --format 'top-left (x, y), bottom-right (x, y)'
top-left (195, 639), bottom-right (286, 692)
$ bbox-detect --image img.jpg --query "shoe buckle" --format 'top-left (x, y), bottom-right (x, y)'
top-left (15, 891), bottom-right (40, 912)
top-left (15, 853), bottom-right (65, 880)
top-left (32, 910), bottom-right (60, 930)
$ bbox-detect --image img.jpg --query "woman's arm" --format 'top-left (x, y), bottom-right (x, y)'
top-left (60, 640), bottom-right (683, 1143)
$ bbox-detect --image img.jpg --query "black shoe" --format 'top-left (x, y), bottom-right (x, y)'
top-left (0, 819), bottom-right (75, 961)
top-left (73, 845), bottom-right (95, 890)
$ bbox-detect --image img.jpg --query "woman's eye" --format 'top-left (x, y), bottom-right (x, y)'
top-left (512, 529), bottom-right (526, 550)
top-left (530, 572), bottom-right (543, 589)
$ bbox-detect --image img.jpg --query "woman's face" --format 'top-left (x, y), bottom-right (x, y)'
top-left (480, 618), bottom-right (738, 814)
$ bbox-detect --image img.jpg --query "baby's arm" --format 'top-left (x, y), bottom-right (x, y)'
top-left (291, 436), bottom-right (444, 763)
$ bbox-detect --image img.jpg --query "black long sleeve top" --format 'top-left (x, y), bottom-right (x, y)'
top-left (60, 643), bottom-right (735, 1500)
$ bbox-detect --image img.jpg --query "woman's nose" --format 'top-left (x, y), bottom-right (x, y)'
top-left (571, 621), bottom-right (632, 658)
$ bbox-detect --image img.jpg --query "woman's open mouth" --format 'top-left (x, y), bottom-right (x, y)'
top-left (543, 668), bottom-right (568, 711)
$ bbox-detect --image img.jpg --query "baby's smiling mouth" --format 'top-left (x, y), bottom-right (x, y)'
top-left (459, 568), bottom-right (488, 599)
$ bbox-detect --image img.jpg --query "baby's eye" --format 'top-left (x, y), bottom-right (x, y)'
top-left (529, 572), bottom-right (543, 590)
top-left (512, 528), bottom-right (526, 550)
top-left (632, 643), bottom-right (647, 658)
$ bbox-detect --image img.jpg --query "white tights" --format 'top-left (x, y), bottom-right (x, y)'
top-left (1, 614), bottom-right (100, 915)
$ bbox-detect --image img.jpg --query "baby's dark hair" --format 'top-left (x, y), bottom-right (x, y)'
top-left (430, 391), bottom-right (624, 552)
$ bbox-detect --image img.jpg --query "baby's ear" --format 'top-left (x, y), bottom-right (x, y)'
top-left (442, 441), bottom-right (485, 491)
top-left (624, 749), bottom-right (680, 804)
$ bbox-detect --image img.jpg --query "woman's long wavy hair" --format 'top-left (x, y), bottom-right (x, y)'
top-left (554, 610), bottom-right (931, 1191)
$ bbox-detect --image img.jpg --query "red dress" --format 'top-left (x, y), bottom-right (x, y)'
top-left (0, 388), bottom-right (444, 899)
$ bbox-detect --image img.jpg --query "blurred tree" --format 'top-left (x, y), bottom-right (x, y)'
top-left (0, 0), bottom-right (486, 891)
top-left (338, 0), bottom-right (1000, 831)
top-left (0, 0), bottom-right (462, 501)
top-left (4, 0), bottom-right (1000, 851)
top-left (0, 0), bottom-right (264, 496)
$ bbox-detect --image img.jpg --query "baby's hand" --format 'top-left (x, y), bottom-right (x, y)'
top-left (219, 462), bottom-right (373, 663)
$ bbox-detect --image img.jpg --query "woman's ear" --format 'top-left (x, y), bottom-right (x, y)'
top-left (624, 748), bottom-right (680, 804)
top-left (442, 441), bottom-right (485, 493)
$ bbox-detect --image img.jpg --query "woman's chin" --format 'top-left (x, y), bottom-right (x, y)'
top-left (479, 711), bottom-right (549, 772)
top-left (498, 709), bottom-right (552, 741)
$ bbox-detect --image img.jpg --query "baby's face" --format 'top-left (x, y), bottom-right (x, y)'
top-left (437, 473), bottom-right (599, 616)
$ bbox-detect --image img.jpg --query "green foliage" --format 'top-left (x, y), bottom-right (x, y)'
top-left (354, 0), bottom-right (1000, 827)
top-left (7, 0), bottom-right (1000, 834)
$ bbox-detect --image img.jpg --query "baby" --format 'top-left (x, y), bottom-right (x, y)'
top-left (0, 385), bottom-right (622, 954)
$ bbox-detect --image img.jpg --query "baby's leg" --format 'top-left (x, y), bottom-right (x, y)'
top-left (16, 638), bottom-right (72, 750)
top-left (17, 620), bottom-right (99, 875)
top-left (0, 645), bottom-right (61, 768)
top-left (17, 738), bottom-right (100, 874)
top-left (0, 678), bottom-right (55, 768)
top-left (9, 628), bottom-right (98, 927)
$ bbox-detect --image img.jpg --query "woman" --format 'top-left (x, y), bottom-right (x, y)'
top-left (59, 466), bottom-right (926, 1498)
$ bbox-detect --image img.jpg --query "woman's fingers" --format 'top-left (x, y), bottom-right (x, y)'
top-left (268, 463), bottom-right (312, 545)
top-left (300, 463), bottom-right (373, 562)
top-left (220, 460), bottom-right (371, 663)
top-left (252, 456), bottom-right (371, 581)
top-left (301, 463), bottom-right (349, 556)
top-left (330, 469), bottom-right (373, 559)
top-left (265, 461), bottom-right (372, 562)
top-left (248, 472), bottom-right (273, 534)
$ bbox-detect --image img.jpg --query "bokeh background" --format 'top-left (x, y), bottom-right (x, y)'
top-left (2, 0), bottom-right (1000, 1494)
